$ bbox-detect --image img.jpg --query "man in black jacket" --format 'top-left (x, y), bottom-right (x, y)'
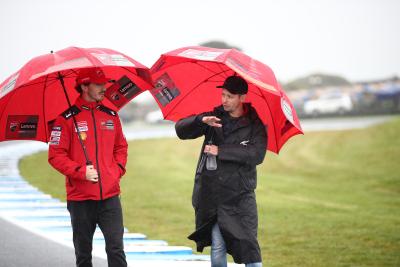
top-left (175, 75), bottom-right (267, 267)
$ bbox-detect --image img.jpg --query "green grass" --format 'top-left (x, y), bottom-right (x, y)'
top-left (19, 118), bottom-right (400, 267)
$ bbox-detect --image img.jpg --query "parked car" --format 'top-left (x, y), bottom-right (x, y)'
top-left (303, 93), bottom-right (353, 116)
top-left (145, 110), bottom-right (164, 124)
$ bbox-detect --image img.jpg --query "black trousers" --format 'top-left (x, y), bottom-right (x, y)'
top-left (67, 195), bottom-right (127, 267)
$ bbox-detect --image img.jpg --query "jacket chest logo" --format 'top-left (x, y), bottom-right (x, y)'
top-left (240, 140), bottom-right (250, 146)
top-left (75, 121), bottom-right (88, 132)
top-left (101, 120), bottom-right (114, 130)
top-left (79, 132), bottom-right (87, 141)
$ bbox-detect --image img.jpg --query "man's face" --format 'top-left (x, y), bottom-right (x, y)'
top-left (221, 89), bottom-right (246, 113)
top-left (82, 83), bottom-right (106, 102)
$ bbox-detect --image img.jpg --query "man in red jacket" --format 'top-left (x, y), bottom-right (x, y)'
top-left (48, 68), bottom-right (128, 267)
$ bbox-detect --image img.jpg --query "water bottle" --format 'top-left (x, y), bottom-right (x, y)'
top-left (206, 141), bottom-right (217, 170)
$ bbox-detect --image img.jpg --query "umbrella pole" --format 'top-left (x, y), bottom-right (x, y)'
top-left (57, 72), bottom-right (92, 166)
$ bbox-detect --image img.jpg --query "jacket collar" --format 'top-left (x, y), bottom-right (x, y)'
top-left (214, 103), bottom-right (254, 127)
top-left (75, 96), bottom-right (102, 110)
top-left (211, 103), bottom-right (256, 142)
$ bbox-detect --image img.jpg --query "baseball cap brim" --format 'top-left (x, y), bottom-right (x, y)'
top-left (91, 76), bottom-right (111, 84)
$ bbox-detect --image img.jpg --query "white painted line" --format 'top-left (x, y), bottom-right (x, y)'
top-left (122, 246), bottom-right (192, 253)
top-left (0, 194), bottom-right (52, 200)
top-left (0, 202), bottom-right (66, 208)
top-left (50, 231), bottom-right (147, 241)
top-left (0, 181), bottom-right (29, 185)
top-left (0, 210), bottom-right (69, 217)
top-left (24, 221), bottom-right (71, 227)
top-left (0, 187), bottom-right (39, 192)
top-left (124, 240), bottom-right (168, 247)
top-left (125, 260), bottom-right (243, 267)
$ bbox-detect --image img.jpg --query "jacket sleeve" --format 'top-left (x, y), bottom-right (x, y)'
top-left (113, 116), bottom-right (128, 176)
top-left (175, 112), bottom-right (211, 140)
top-left (218, 120), bottom-right (267, 166)
top-left (48, 116), bottom-right (86, 180)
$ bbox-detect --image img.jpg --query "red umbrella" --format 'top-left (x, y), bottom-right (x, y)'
top-left (0, 46), bottom-right (152, 144)
top-left (150, 46), bottom-right (303, 153)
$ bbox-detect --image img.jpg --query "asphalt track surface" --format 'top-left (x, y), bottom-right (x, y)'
top-left (0, 216), bottom-right (108, 267)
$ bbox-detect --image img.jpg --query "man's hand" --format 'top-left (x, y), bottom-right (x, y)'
top-left (204, 145), bottom-right (218, 156)
top-left (202, 116), bottom-right (222, 127)
top-left (86, 165), bottom-right (98, 182)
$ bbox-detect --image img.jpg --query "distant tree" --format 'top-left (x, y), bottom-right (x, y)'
top-left (285, 73), bottom-right (351, 90)
top-left (199, 40), bottom-right (242, 51)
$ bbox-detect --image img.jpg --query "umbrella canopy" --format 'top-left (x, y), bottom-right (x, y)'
top-left (0, 46), bottom-right (152, 142)
top-left (150, 46), bottom-right (303, 153)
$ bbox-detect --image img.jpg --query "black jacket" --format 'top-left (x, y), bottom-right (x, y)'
top-left (175, 103), bottom-right (267, 264)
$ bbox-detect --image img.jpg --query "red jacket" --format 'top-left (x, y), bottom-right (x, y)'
top-left (48, 97), bottom-right (128, 201)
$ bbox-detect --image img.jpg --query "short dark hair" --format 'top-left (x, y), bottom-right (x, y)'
top-left (74, 83), bottom-right (89, 94)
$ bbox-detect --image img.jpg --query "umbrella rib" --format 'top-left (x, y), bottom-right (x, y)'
top-left (163, 69), bottom-right (232, 119)
top-left (247, 88), bottom-right (263, 99)
top-left (40, 77), bottom-right (64, 90)
top-left (72, 47), bottom-right (98, 66)
top-left (17, 67), bottom-right (121, 92)
top-left (22, 70), bottom-right (78, 89)
top-left (62, 66), bottom-right (136, 79)
top-left (255, 86), bottom-right (279, 152)
top-left (42, 75), bottom-right (49, 142)
top-left (194, 62), bottom-right (230, 81)
top-left (152, 59), bottom-right (191, 75)
top-left (217, 63), bottom-right (230, 78)
top-left (16, 76), bottom-right (60, 89)
top-left (61, 69), bottom-right (77, 78)
top-left (120, 66), bottom-right (144, 82)
top-left (194, 62), bottom-right (220, 75)
top-left (153, 60), bottom-right (228, 82)
top-left (44, 70), bottom-right (80, 88)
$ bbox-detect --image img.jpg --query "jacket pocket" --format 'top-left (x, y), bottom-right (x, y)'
top-left (239, 169), bottom-right (257, 191)
top-left (116, 163), bottom-right (126, 177)
top-left (111, 162), bottom-right (121, 180)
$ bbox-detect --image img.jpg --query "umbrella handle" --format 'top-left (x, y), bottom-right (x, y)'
top-left (86, 161), bottom-right (98, 184)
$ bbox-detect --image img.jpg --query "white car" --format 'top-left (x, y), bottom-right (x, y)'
top-left (303, 93), bottom-right (353, 116)
top-left (145, 110), bottom-right (164, 124)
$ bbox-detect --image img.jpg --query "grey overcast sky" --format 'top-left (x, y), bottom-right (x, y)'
top-left (1, 0), bottom-right (399, 84)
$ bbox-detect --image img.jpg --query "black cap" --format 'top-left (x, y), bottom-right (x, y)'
top-left (217, 75), bottom-right (248, 95)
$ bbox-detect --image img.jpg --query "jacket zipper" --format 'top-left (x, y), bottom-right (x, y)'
top-left (91, 108), bottom-right (103, 200)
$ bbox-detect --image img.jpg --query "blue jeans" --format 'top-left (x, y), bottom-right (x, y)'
top-left (211, 224), bottom-right (262, 267)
